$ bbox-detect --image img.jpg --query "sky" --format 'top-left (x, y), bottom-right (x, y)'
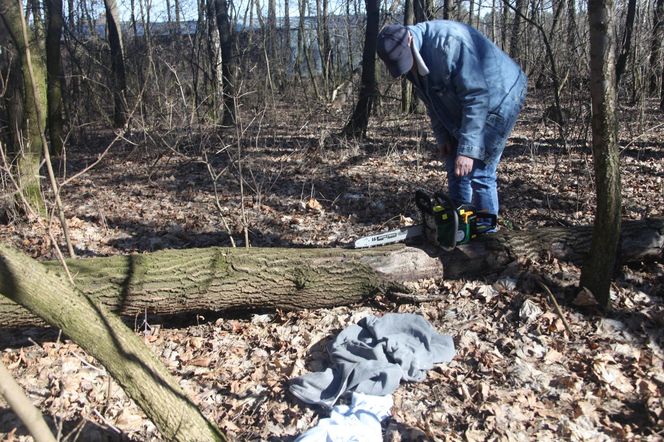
top-left (114, 0), bottom-right (353, 23)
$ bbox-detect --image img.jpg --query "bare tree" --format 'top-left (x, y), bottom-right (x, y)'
top-left (402, 0), bottom-right (415, 113)
top-left (615, 0), bottom-right (637, 86)
top-left (661, 68), bottom-right (664, 110)
top-left (649, 0), bottom-right (663, 95)
top-left (580, 0), bottom-right (622, 308)
top-left (0, 0), bottom-right (47, 214)
top-left (175, 0), bottom-right (181, 31)
top-left (509, 0), bottom-right (526, 64)
top-left (283, 0), bottom-right (291, 71)
top-left (414, 0), bottom-right (434, 23)
top-left (45, 0), bottom-right (64, 155)
top-left (442, 0), bottom-right (452, 19)
top-left (315, 0), bottom-right (333, 96)
top-left (267, 0), bottom-right (277, 58)
top-left (503, 0), bottom-right (565, 132)
top-left (214, 0), bottom-right (236, 126)
top-left (342, 0), bottom-right (379, 137)
top-left (103, 0), bottom-right (128, 127)
top-left (206, 0), bottom-right (224, 117)
top-left (500, 0), bottom-right (507, 50)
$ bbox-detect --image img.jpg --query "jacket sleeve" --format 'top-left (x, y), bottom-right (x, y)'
top-left (447, 38), bottom-right (490, 160)
top-left (427, 106), bottom-right (452, 146)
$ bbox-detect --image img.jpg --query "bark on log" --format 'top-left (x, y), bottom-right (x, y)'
top-left (0, 245), bottom-right (227, 441)
top-left (1, 218), bottom-right (662, 329)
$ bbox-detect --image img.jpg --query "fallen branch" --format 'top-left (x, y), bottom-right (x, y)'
top-left (538, 280), bottom-right (574, 336)
top-left (0, 244), bottom-right (227, 441)
top-left (0, 360), bottom-right (56, 442)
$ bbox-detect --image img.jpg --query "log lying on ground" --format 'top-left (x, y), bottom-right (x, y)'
top-left (0, 246), bottom-right (441, 328)
top-left (0, 245), bottom-right (227, 441)
top-left (1, 217), bottom-right (662, 328)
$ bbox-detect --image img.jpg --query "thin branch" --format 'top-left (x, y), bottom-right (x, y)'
top-left (537, 280), bottom-right (573, 336)
top-left (0, 360), bottom-right (57, 442)
top-left (16, 0), bottom-right (75, 258)
top-left (0, 143), bottom-right (74, 283)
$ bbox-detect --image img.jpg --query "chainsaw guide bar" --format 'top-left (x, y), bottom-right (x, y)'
top-left (353, 225), bottom-right (424, 248)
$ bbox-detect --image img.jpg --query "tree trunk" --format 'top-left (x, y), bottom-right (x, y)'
top-left (661, 65), bottom-right (664, 110)
top-left (581, 0), bottom-right (622, 308)
top-left (130, 0), bottom-right (138, 40)
top-left (500, 0), bottom-right (507, 50)
top-left (267, 0), bottom-right (276, 59)
top-left (2, 218), bottom-right (662, 329)
top-left (345, 0), bottom-right (353, 72)
top-left (296, 0), bottom-right (305, 73)
top-left (567, 0), bottom-right (578, 56)
top-left (0, 245), bottom-right (227, 441)
top-left (322, 0), bottom-right (332, 85)
top-left (0, 0), bottom-right (47, 215)
top-left (206, 0), bottom-right (223, 119)
top-left (503, 0), bottom-right (564, 131)
top-left (491, 0), bottom-right (497, 40)
top-left (139, 0), bottom-right (153, 51)
top-left (283, 0), bottom-right (290, 73)
top-left (402, 0), bottom-right (415, 113)
top-left (297, 0), bottom-right (320, 99)
top-left (414, 0), bottom-right (434, 23)
top-left (103, 0), bottom-right (128, 128)
top-left (314, 0), bottom-right (332, 97)
top-left (566, 0), bottom-right (580, 92)
top-left (615, 0), bottom-right (636, 86)
top-left (175, 0), bottom-right (181, 32)
top-left (341, 0), bottom-right (378, 138)
top-left (443, 0), bottom-right (451, 19)
top-left (45, 0), bottom-right (64, 156)
top-left (509, 0), bottom-right (525, 64)
top-left (649, 0), bottom-right (663, 95)
top-left (214, 0), bottom-right (236, 126)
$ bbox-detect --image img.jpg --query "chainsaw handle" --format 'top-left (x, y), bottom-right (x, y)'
top-left (415, 189), bottom-right (434, 214)
top-left (433, 192), bottom-right (458, 210)
top-left (416, 190), bottom-right (459, 251)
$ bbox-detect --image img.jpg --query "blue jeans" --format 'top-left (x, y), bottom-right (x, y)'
top-left (445, 80), bottom-right (527, 215)
top-left (445, 155), bottom-right (501, 214)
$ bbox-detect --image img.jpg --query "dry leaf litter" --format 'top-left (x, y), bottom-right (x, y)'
top-left (1, 95), bottom-right (663, 441)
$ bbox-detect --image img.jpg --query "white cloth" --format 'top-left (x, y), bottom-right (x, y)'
top-left (411, 43), bottom-right (430, 76)
top-left (295, 392), bottom-right (393, 442)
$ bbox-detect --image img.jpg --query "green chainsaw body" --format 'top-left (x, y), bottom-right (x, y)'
top-left (415, 190), bottom-right (497, 250)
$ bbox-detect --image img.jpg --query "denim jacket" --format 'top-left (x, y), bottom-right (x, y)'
top-left (407, 21), bottom-right (527, 162)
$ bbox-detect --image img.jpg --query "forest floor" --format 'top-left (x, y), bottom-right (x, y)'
top-left (1, 93), bottom-right (663, 441)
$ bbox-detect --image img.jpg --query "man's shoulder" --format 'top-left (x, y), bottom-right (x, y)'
top-left (418, 20), bottom-right (475, 40)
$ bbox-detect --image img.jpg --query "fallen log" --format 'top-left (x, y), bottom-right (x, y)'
top-left (1, 218), bottom-right (662, 328)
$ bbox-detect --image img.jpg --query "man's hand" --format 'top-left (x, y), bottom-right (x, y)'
top-left (455, 155), bottom-right (474, 176)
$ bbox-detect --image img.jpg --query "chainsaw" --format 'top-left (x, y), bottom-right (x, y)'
top-left (353, 190), bottom-right (497, 250)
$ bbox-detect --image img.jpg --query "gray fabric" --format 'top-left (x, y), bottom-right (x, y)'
top-left (289, 313), bottom-right (455, 408)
